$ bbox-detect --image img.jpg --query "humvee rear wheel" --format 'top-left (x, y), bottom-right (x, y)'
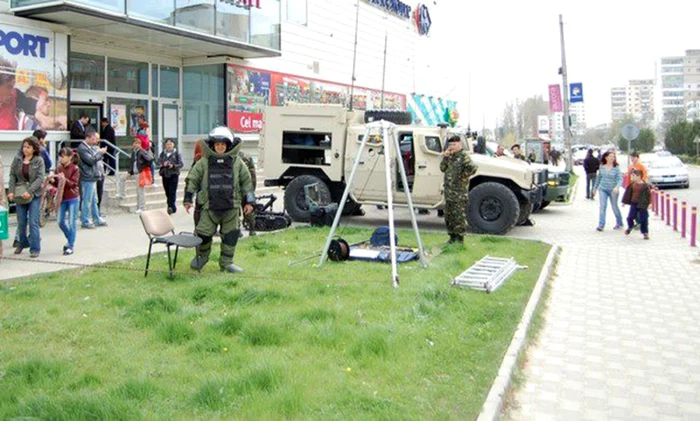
top-left (466, 182), bottom-right (520, 235)
top-left (284, 175), bottom-right (331, 222)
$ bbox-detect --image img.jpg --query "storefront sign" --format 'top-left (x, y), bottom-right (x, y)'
top-left (413, 3), bottom-right (431, 36)
top-left (227, 64), bottom-right (406, 133)
top-left (366, 0), bottom-right (411, 19)
top-left (110, 104), bottom-right (127, 136)
top-left (0, 22), bottom-right (68, 131)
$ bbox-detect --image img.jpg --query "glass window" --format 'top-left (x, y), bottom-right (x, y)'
top-left (75, 0), bottom-right (125, 13)
top-left (160, 66), bottom-right (180, 98)
top-left (425, 136), bottom-right (442, 153)
top-left (70, 52), bottom-right (105, 91)
top-left (128, 0), bottom-right (174, 25)
top-left (176, 0), bottom-right (215, 35)
top-left (152, 64), bottom-right (159, 97)
top-left (216, 0), bottom-right (250, 42)
top-left (108, 58), bottom-right (149, 94)
top-left (183, 64), bottom-right (224, 135)
top-left (286, 0), bottom-right (307, 25)
top-left (251, 0), bottom-right (280, 50)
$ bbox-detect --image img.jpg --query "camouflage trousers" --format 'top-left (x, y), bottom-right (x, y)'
top-left (444, 194), bottom-right (468, 236)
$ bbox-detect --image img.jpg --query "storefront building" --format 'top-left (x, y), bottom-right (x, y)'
top-left (1, 0), bottom-right (451, 172)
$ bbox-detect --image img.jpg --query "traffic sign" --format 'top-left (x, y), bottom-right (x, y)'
top-left (621, 124), bottom-right (640, 141)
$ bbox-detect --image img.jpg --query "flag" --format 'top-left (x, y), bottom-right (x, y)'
top-left (570, 83), bottom-right (584, 103)
top-left (549, 84), bottom-right (562, 112)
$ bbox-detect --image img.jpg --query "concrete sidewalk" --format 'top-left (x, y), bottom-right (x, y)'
top-left (0, 208), bottom-right (201, 282)
top-left (507, 169), bottom-right (700, 420)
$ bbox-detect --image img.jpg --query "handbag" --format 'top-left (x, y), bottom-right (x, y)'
top-left (139, 169), bottom-right (153, 188)
top-left (13, 184), bottom-right (32, 205)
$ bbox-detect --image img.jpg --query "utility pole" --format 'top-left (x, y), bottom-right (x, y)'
top-left (559, 14), bottom-right (573, 172)
top-left (380, 31), bottom-right (388, 109)
top-left (349, 0), bottom-right (360, 111)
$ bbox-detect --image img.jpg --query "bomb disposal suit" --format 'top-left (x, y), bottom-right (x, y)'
top-left (184, 127), bottom-right (255, 273)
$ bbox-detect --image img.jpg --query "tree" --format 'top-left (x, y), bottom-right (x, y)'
top-left (515, 95), bottom-right (548, 140)
top-left (631, 129), bottom-right (655, 153)
top-left (664, 120), bottom-right (699, 155)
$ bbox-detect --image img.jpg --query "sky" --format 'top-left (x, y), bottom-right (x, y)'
top-left (428, 0), bottom-right (699, 129)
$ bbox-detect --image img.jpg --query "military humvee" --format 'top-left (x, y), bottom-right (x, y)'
top-left (259, 105), bottom-right (546, 235)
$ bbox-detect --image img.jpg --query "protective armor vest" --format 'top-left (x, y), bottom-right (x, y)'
top-left (208, 155), bottom-right (235, 211)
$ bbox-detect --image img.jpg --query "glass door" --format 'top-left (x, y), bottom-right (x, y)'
top-left (160, 102), bottom-right (180, 155)
top-left (69, 104), bottom-right (102, 133)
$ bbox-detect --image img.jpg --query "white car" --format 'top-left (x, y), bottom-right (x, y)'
top-left (647, 156), bottom-right (690, 189)
top-left (639, 153), bottom-right (658, 168)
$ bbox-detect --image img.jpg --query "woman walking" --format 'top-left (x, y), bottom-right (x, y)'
top-left (158, 139), bottom-right (183, 214)
top-left (592, 150), bottom-right (623, 231)
top-left (52, 148), bottom-right (80, 255)
top-left (8, 137), bottom-right (45, 257)
top-left (583, 149), bottom-right (600, 199)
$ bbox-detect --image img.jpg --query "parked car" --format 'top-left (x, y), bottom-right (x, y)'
top-left (647, 156), bottom-right (690, 188)
top-left (573, 149), bottom-right (588, 166)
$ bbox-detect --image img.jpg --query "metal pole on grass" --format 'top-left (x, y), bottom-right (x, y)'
top-left (381, 122), bottom-right (400, 288)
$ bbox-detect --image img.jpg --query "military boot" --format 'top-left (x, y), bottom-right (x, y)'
top-left (448, 235), bottom-right (458, 243)
top-left (190, 255), bottom-right (209, 271)
top-left (221, 264), bottom-right (244, 274)
top-left (455, 235), bottom-right (464, 243)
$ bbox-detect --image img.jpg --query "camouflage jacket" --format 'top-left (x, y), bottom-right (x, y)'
top-left (440, 150), bottom-right (477, 193)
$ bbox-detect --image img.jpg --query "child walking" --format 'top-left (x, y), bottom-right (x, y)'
top-left (52, 147), bottom-right (81, 255)
top-left (622, 169), bottom-right (651, 240)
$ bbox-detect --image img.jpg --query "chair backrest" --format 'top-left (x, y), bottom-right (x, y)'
top-left (140, 208), bottom-right (175, 238)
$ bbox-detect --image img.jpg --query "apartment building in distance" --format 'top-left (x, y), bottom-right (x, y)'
top-left (684, 50), bottom-right (700, 121)
top-left (610, 80), bottom-right (655, 123)
top-left (658, 56), bottom-right (685, 122)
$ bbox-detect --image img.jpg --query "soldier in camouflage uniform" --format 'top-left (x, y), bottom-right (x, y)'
top-left (440, 135), bottom-right (478, 243)
top-left (238, 150), bottom-right (257, 236)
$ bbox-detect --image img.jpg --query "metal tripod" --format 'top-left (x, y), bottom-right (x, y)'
top-left (318, 120), bottom-right (427, 288)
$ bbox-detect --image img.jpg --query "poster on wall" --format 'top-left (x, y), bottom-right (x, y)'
top-left (110, 104), bottom-right (127, 136)
top-left (226, 64), bottom-right (406, 133)
top-left (129, 105), bottom-right (146, 136)
top-left (0, 22), bottom-right (68, 131)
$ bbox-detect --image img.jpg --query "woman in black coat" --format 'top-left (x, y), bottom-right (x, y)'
top-left (158, 139), bottom-right (184, 214)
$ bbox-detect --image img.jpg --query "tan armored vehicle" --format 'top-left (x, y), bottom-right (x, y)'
top-left (259, 105), bottom-right (546, 235)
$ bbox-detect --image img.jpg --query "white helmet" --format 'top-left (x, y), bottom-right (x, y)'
top-left (207, 126), bottom-right (239, 150)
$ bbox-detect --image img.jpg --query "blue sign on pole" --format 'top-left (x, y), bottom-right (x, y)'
top-left (570, 83), bottom-right (584, 103)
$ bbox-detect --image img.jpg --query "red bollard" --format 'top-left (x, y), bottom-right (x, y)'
top-left (691, 207), bottom-right (697, 247)
top-left (652, 190), bottom-right (657, 214)
top-left (673, 197), bottom-right (678, 232)
top-left (660, 192), bottom-right (665, 220)
top-left (666, 194), bottom-right (671, 226)
top-left (682, 201), bottom-right (687, 239)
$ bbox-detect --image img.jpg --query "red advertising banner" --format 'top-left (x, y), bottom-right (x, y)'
top-left (227, 63), bottom-right (406, 133)
top-left (548, 84), bottom-right (563, 113)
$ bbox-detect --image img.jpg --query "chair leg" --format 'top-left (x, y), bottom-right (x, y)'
top-left (166, 244), bottom-right (174, 280)
top-left (173, 245), bottom-right (180, 269)
top-left (145, 240), bottom-right (153, 277)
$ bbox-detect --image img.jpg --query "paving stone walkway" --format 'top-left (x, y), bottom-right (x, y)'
top-left (507, 171), bottom-right (700, 421)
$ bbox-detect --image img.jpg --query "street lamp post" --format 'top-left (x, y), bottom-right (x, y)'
top-left (558, 14), bottom-right (572, 172)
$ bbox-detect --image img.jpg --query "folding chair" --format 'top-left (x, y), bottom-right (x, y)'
top-left (139, 209), bottom-right (202, 279)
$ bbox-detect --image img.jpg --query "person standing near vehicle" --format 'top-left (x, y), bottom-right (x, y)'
top-left (8, 137), bottom-right (45, 258)
top-left (158, 139), bottom-right (183, 215)
top-left (440, 135), bottom-right (478, 244)
top-left (52, 148), bottom-right (81, 255)
top-left (592, 150), bottom-right (623, 231)
top-left (77, 128), bottom-right (108, 228)
top-left (184, 127), bottom-right (255, 273)
top-left (622, 169), bottom-right (651, 240)
top-left (583, 149), bottom-right (600, 199)
top-left (511, 144), bottom-right (527, 161)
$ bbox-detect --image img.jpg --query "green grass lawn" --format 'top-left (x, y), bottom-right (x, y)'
top-left (567, 173), bottom-right (579, 202)
top-left (0, 227), bottom-right (550, 420)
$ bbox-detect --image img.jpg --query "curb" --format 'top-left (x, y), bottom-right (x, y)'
top-left (476, 244), bottom-right (561, 421)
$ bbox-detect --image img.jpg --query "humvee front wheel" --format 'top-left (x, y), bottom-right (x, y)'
top-left (284, 175), bottom-right (331, 222)
top-left (466, 182), bottom-right (520, 235)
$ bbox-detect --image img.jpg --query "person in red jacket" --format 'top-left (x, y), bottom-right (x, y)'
top-left (51, 147), bottom-right (81, 255)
